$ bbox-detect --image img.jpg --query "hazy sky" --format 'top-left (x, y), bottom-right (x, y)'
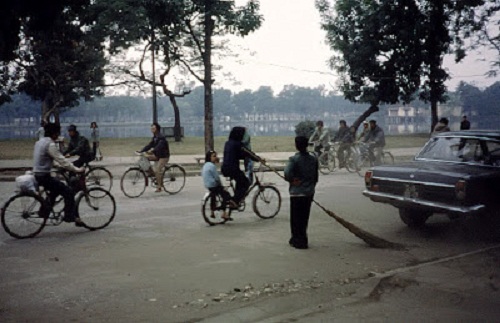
top-left (220, 0), bottom-right (498, 93)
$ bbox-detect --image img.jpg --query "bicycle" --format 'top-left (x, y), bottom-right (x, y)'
top-left (352, 141), bottom-right (394, 175)
top-left (51, 161), bottom-right (113, 195)
top-left (201, 163), bottom-right (281, 226)
top-left (120, 153), bottom-right (186, 198)
top-left (309, 141), bottom-right (336, 174)
top-left (310, 141), bottom-right (359, 174)
top-left (1, 171), bottom-right (116, 239)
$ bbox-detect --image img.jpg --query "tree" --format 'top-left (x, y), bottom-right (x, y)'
top-left (177, 0), bottom-right (263, 151)
top-left (0, 1), bottom-right (106, 123)
top-left (316, 0), bottom-right (494, 132)
top-left (91, 0), bottom-right (262, 146)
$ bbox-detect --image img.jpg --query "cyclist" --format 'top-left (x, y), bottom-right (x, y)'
top-left (362, 119), bottom-right (386, 165)
top-left (308, 120), bottom-right (330, 156)
top-left (332, 120), bottom-right (354, 168)
top-left (202, 150), bottom-right (232, 220)
top-left (358, 121), bottom-right (370, 141)
top-left (34, 123), bottom-right (85, 226)
top-left (63, 124), bottom-right (94, 167)
top-left (136, 122), bottom-right (170, 192)
top-left (221, 126), bottom-right (261, 208)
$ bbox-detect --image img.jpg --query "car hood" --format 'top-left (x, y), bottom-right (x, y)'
top-left (370, 161), bottom-right (498, 184)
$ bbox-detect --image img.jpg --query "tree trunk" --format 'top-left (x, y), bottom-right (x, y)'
top-left (168, 95), bottom-right (182, 142)
top-left (351, 104), bottom-right (380, 131)
top-left (203, 0), bottom-right (214, 152)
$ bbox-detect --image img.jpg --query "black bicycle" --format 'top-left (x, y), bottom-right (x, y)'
top-left (1, 171), bottom-right (116, 239)
top-left (201, 164), bottom-right (281, 226)
top-left (52, 162), bottom-right (113, 194)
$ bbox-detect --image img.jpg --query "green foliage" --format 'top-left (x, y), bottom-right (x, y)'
top-left (295, 120), bottom-right (316, 138)
top-left (315, 0), bottom-right (495, 130)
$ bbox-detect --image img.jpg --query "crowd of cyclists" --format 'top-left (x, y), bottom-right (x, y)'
top-left (308, 119), bottom-right (386, 167)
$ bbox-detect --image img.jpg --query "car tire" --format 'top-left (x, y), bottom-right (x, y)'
top-left (399, 208), bottom-right (431, 228)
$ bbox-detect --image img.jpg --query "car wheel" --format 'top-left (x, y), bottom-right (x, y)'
top-left (399, 208), bottom-right (431, 228)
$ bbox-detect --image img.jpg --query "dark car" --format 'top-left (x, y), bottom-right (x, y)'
top-left (363, 130), bottom-right (500, 227)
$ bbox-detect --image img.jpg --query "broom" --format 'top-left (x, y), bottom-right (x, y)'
top-left (243, 148), bottom-right (406, 250)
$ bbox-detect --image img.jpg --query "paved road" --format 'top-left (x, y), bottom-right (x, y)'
top-left (1, 150), bottom-right (499, 322)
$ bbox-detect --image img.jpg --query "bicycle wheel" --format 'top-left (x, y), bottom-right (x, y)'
top-left (86, 167), bottom-right (113, 194)
top-left (382, 151), bottom-right (395, 164)
top-left (162, 164), bottom-right (186, 194)
top-left (345, 147), bottom-right (361, 173)
top-left (202, 192), bottom-right (232, 226)
top-left (120, 168), bottom-right (147, 198)
top-left (77, 188), bottom-right (116, 230)
top-left (1, 192), bottom-right (48, 239)
top-left (319, 152), bottom-right (335, 174)
top-left (253, 185), bottom-right (281, 219)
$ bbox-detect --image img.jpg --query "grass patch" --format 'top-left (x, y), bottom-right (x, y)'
top-left (0, 134), bottom-right (431, 160)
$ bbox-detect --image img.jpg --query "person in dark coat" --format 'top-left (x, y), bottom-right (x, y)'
top-left (63, 124), bottom-right (94, 167)
top-left (460, 115), bottom-right (471, 130)
top-left (137, 123), bottom-right (170, 192)
top-left (221, 126), bottom-right (260, 207)
top-left (284, 136), bottom-right (319, 249)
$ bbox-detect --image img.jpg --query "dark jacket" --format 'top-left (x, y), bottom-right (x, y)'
top-left (333, 126), bottom-right (353, 144)
top-left (64, 132), bottom-right (93, 160)
top-left (284, 152), bottom-right (318, 196)
top-left (140, 133), bottom-right (170, 158)
top-left (221, 139), bottom-right (259, 177)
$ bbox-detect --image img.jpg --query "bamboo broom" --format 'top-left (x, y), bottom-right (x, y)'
top-left (243, 148), bottom-right (406, 250)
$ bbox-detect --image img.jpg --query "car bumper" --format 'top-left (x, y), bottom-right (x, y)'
top-left (362, 190), bottom-right (486, 214)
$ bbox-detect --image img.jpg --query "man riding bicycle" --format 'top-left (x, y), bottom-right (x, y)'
top-left (362, 119), bottom-right (386, 166)
top-left (34, 123), bottom-right (85, 226)
top-left (63, 124), bottom-right (94, 167)
top-left (136, 123), bottom-right (170, 192)
top-left (309, 120), bottom-right (330, 156)
top-left (332, 120), bottom-right (354, 168)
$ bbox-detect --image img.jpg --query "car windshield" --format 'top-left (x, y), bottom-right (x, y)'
top-left (416, 136), bottom-right (500, 166)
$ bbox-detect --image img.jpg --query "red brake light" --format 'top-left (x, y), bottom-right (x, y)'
top-left (365, 171), bottom-right (373, 187)
top-left (455, 180), bottom-right (466, 200)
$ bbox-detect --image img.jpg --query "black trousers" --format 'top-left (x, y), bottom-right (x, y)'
top-left (230, 170), bottom-right (249, 203)
top-left (289, 195), bottom-right (313, 248)
top-left (209, 185), bottom-right (231, 208)
top-left (35, 174), bottom-right (77, 221)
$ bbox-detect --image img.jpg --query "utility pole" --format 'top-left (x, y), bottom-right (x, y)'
top-left (151, 29), bottom-right (158, 124)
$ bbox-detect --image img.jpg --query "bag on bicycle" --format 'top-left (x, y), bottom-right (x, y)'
top-left (16, 171), bottom-right (38, 192)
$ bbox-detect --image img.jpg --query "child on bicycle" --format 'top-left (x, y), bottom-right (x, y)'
top-left (202, 150), bottom-right (232, 220)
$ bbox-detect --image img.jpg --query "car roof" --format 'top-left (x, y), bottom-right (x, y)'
top-left (434, 130), bottom-right (500, 140)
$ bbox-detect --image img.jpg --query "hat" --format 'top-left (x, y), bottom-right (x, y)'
top-left (363, 121), bottom-right (368, 125)
top-left (67, 124), bottom-right (77, 132)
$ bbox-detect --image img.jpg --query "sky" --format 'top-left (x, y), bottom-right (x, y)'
top-left (218, 0), bottom-right (499, 94)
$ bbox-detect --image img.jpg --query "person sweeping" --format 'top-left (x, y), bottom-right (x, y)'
top-left (284, 136), bottom-right (319, 249)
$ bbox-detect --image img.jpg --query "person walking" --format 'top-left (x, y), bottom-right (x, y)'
top-left (90, 122), bottom-right (101, 160)
top-left (34, 122), bottom-right (85, 226)
top-left (460, 115), bottom-right (471, 130)
top-left (136, 123), bottom-right (170, 192)
top-left (202, 150), bottom-right (232, 220)
top-left (284, 136), bottom-right (319, 250)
